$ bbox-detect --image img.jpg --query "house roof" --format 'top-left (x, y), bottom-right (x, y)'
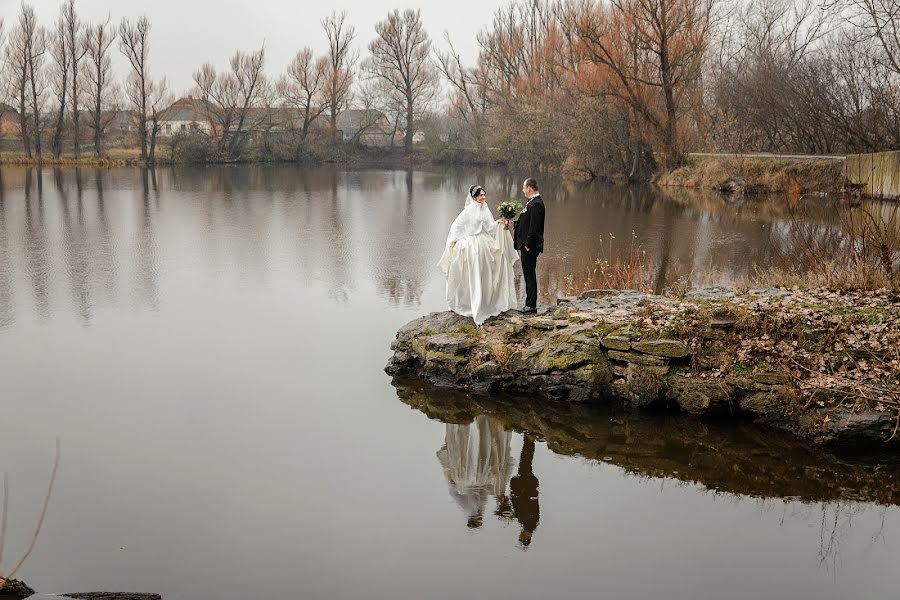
top-left (162, 97), bottom-right (210, 122)
top-left (336, 109), bottom-right (390, 134)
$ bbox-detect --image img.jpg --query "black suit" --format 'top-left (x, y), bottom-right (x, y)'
top-left (514, 194), bottom-right (545, 310)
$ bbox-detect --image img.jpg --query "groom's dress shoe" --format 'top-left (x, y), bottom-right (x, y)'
top-left (521, 306), bottom-right (537, 314)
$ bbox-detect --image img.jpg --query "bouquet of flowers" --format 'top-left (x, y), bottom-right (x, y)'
top-left (496, 200), bottom-right (523, 220)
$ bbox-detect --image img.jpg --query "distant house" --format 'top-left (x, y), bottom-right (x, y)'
top-left (100, 110), bottom-right (138, 137)
top-left (161, 97), bottom-right (212, 137)
top-left (336, 109), bottom-right (395, 146)
top-left (0, 104), bottom-right (21, 137)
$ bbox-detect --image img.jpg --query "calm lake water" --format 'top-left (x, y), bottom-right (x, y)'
top-left (0, 165), bottom-right (896, 600)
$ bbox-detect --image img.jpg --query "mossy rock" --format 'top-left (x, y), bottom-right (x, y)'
top-left (607, 350), bottom-right (669, 367)
top-left (632, 339), bottom-right (692, 358)
top-left (601, 335), bottom-right (631, 351)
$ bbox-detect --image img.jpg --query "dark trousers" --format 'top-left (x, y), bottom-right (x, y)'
top-left (521, 248), bottom-right (538, 309)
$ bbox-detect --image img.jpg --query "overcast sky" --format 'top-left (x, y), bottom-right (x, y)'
top-left (15, 0), bottom-right (508, 95)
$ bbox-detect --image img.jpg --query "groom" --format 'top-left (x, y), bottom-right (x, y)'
top-left (514, 178), bottom-right (545, 314)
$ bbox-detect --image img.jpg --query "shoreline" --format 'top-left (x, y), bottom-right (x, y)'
top-left (385, 287), bottom-right (900, 449)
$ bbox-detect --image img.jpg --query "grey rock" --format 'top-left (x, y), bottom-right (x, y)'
top-left (424, 333), bottom-right (473, 355)
top-left (686, 286), bottom-right (736, 301)
top-left (632, 339), bottom-right (692, 358)
top-left (607, 350), bottom-right (669, 366)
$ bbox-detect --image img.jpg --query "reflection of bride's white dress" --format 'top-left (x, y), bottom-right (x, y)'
top-left (438, 197), bottom-right (519, 325)
top-left (436, 416), bottom-right (515, 522)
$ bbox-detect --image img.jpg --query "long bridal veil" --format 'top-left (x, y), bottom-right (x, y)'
top-left (438, 191), bottom-right (519, 325)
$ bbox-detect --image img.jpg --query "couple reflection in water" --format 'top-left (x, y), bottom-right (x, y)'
top-left (437, 416), bottom-right (540, 548)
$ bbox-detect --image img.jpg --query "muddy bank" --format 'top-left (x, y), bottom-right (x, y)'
top-left (385, 287), bottom-right (900, 448)
top-left (654, 156), bottom-right (845, 195)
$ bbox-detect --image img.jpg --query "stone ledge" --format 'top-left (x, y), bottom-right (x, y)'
top-left (385, 288), bottom-right (900, 448)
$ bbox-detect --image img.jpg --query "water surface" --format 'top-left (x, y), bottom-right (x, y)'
top-left (0, 166), bottom-right (896, 600)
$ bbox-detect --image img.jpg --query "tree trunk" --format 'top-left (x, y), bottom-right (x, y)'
top-left (93, 94), bottom-right (103, 157)
top-left (404, 94), bottom-right (414, 154)
top-left (52, 95), bottom-right (67, 159)
top-left (138, 110), bottom-right (147, 163)
top-left (148, 116), bottom-right (158, 165)
top-left (29, 66), bottom-right (43, 163)
top-left (18, 88), bottom-right (31, 158)
top-left (659, 46), bottom-right (680, 168)
top-left (330, 107), bottom-right (338, 143)
top-left (72, 80), bottom-right (80, 159)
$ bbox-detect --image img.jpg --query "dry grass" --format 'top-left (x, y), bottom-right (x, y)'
top-left (0, 145), bottom-right (170, 167)
top-left (760, 201), bottom-right (900, 292)
top-left (488, 341), bottom-right (513, 368)
top-left (655, 156), bottom-right (845, 194)
top-left (565, 232), bottom-right (657, 294)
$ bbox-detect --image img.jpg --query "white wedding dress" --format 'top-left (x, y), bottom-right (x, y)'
top-left (438, 194), bottom-right (520, 325)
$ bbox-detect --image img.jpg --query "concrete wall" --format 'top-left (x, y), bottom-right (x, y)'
top-left (845, 151), bottom-right (900, 199)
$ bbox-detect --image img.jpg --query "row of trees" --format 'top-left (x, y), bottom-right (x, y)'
top-left (0, 2), bottom-right (165, 162)
top-left (2, 0), bottom-right (899, 174)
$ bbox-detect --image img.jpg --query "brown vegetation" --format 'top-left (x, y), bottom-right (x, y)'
top-left (1, 0), bottom-right (899, 171)
top-left (654, 156), bottom-right (846, 193)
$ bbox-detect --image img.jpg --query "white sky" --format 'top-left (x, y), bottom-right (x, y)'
top-left (9, 0), bottom-right (508, 95)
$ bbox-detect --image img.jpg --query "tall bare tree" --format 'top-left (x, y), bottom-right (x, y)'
top-left (63, 0), bottom-right (87, 158)
top-left (277, 47), bottom-right (330, 144)
top-left (193, 45), bottom-right (267, 158)
top-left (366, 9), bottom-right (438, 153)
top-left (573, 0), bottom-right (715, 167)
top-left (49, 12), bottom-right (69, 158)
top-left (118, 15), bottom-right (151, 162)
top-left (436, 34), bottom-right (491, 147)
top-left (322, 10), bottom-right (357, 142)
top-left (21, 3), bottom-right (47, 163)
top-left (4, 16), bottom-right (32, 156)
top-left (83, 16), bottom-right (115, 156)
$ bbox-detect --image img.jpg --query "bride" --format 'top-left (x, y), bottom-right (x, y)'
top-left (438, 185), bottom-right (519, 325)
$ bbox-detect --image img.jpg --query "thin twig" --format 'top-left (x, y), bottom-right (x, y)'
top-left (5, 438), bottom-right (61, 581)
top-left (0, 473), bottom-right (8, 576)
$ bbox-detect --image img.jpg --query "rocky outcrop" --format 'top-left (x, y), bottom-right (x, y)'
top-left (386, 288), bottom-right (900, 448)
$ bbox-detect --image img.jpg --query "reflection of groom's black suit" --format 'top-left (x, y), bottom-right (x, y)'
top-left (510, 435), bottom-right (540, 547)
top-left (514, 195), bottom-right (545, 310)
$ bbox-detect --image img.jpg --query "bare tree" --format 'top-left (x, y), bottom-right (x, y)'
top-left (83, 16), bottom-right (115, 156)
top-left (322, 10), bottom-right (358, 143)
top-left (193, 45), bottom-right (267, 159)
top-left (63, 0), bottom-right (87, 158)
top-left (49, 12), bottom-right (69, 159)
top-left (572, 0), bottom-right (715, 167)
top-left (147, 77), bottom-right (169, 164)
top-left (366, 9), bottom-right (439, 153)
top-left (4, 17), bottom-right (32, 156)
top-left (436, 34), bottom-right (491, 147)
top-left (277, 47), bottom-right (330, 144)
top-left (118, 15), bottom-right (151, 162)
top-left (845, 0), bottom-right (900, 76)
top-left (21, 3), bottom-right (47, 163)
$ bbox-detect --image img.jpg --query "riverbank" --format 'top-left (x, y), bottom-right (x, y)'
top-left (654, 155), bottom-right (846, 195)
top-left (0, 145), bottom-right (504, 169)
top-left (386, 287), bottom-right (900, 448)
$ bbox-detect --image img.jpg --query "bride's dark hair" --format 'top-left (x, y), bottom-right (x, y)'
top-left (469, 185), bottom-right (484, 198)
